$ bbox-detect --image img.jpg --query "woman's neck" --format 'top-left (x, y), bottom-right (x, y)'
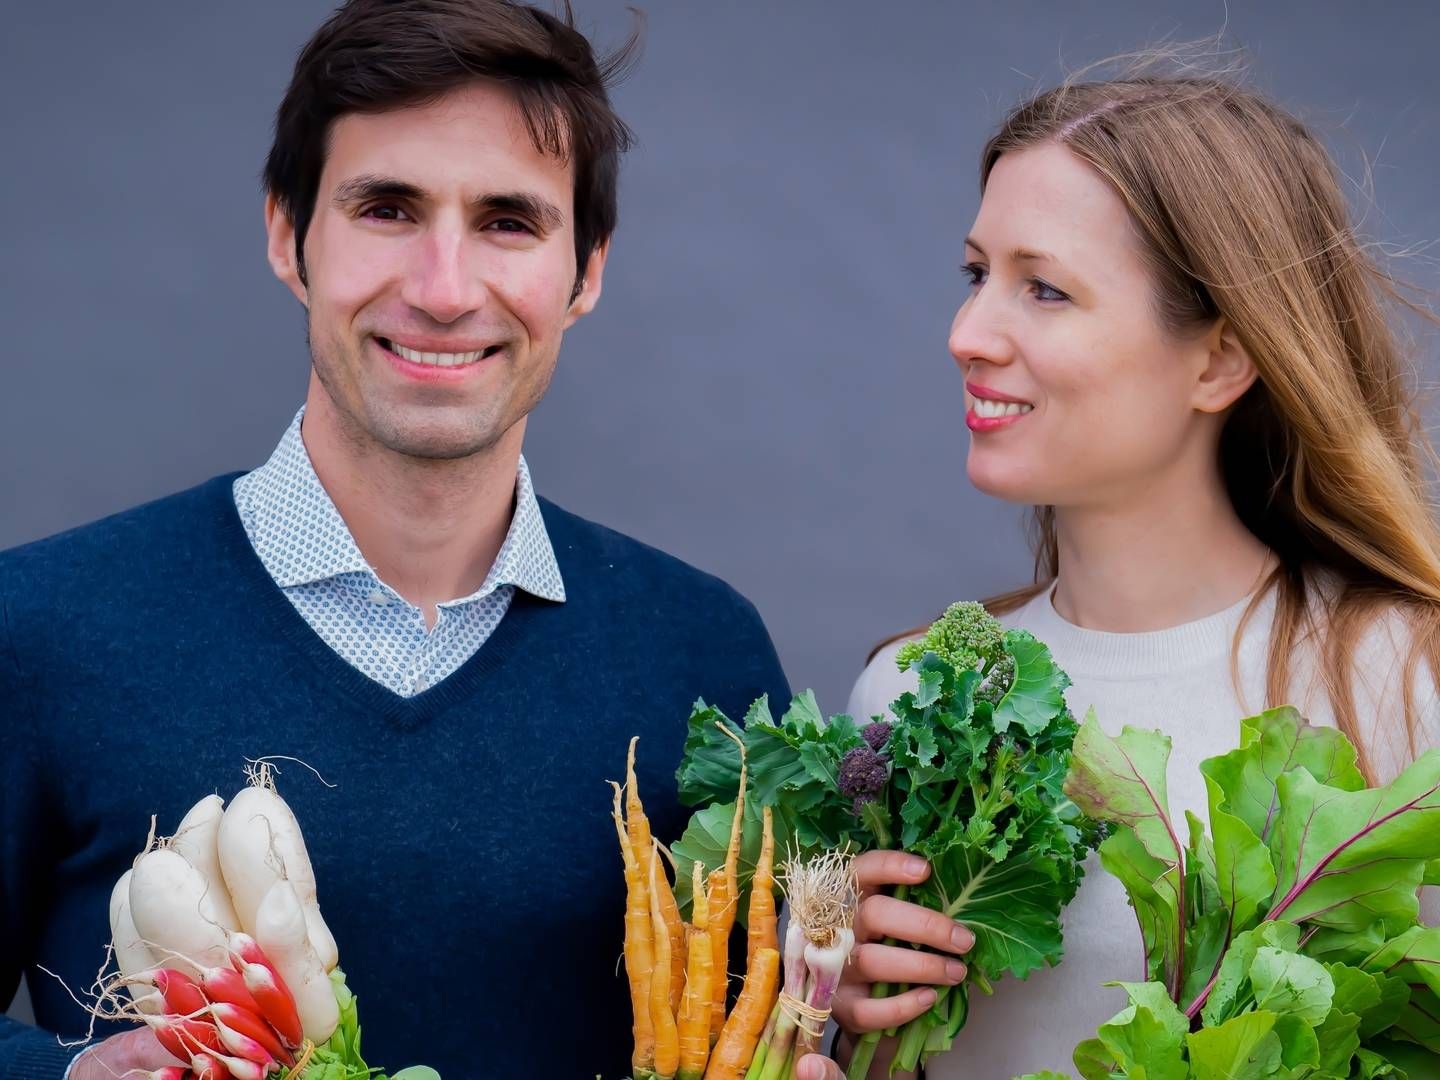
top-left (1050, 468), bottom-right (1273, 633)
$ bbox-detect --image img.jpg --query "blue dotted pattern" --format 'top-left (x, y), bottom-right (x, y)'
top-left (232, 408), bottom-right (565, 696)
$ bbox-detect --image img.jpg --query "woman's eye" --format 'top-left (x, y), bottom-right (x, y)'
top-left (961, 262), bottom-right (988, 288)
top-left (361, 204), bottom-right (409, 222)
top-left (1032, 278), bottom-right (1070, 303)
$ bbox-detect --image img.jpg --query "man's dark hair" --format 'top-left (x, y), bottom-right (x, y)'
top-left (263, 0), bottom-right (639, 289)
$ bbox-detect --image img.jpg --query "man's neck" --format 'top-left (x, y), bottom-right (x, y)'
top-left (1050, 456), bottom-right (1272, 634)
top-left (301, 392), bottom-right (523, 626)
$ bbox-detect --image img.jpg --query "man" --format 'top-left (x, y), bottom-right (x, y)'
top-left (0, 3), bottom-right (789, 1077)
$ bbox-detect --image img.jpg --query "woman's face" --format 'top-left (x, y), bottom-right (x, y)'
top-left (951, 142), bottom-right (1224, 510)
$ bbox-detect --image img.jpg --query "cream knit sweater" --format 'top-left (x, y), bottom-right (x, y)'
top-left (846, 584), bottom-right (1437, 1078)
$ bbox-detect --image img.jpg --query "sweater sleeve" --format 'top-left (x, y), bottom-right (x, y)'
top-left (1344, 607), bottom-right (1440, 926)
top-left (1347, 606), bottom-right (1440, 783)
top-left (0, 576), bottom-right (78, 1080)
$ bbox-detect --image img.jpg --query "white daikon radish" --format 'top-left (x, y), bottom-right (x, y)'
top-left (252, 879), bottom-right (339, 1043)
top-left (129, 848), bottom-right (233, 975)
top-left (169, 794), bottom-right (241, 932)
top-left (217, 769), bottom-right (339, 971)
top-left (107, 871), bottom-right (162, 1015)
top-left (302, 905), bottom-right (339, 973)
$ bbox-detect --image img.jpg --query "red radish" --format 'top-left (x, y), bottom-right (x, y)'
top-left (227, 934), bottom-right (288, 986)
top-left (138, 1069), bottom-right (189, 1080)
top-left (209, 1048), bottom-right (273, 1079)
top-left (209, 1002), bottom-right (291, 1064)
top-left (237, 960), bottom-right (302, 1049)
top-left (190, 1052), bottom-right (230, 1080)
top-left (252, 880), bottom-right (339, 1043)
top-left (147, 1013), bottom-right (221, 1061)
top-left (198, 964), bottom-right (262, 1016)
top-left (229, 934), bottom-right (303, 1048)
top-left (212, 1012), bottom-right (279, 1071)
top-left (153, 968), bottom-right (207, 1017)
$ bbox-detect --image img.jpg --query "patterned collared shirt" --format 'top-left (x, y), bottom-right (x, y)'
top-left (232, 408), bottom-right (565, 697)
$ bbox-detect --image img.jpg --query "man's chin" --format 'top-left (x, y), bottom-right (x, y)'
top-left (364, 409), bottom-right (510, 462)
top-left (382, 431), bottom-right (503, 462)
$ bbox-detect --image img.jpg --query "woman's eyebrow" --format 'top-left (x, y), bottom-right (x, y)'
top-left (963, 237), bottom-right (1058, 265)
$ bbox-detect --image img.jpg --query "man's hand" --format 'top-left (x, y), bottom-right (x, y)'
top-left (831, 849), bottom-right (973, 1035)
top-left (68, 1026), bottom-right (184, 1080)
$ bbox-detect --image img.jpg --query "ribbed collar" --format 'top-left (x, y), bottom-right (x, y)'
top-left (1010, 582), bottom-right (1274, 680)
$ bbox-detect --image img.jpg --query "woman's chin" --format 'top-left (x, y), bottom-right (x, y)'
top-left (966, 454), bottom-right (1043, 504)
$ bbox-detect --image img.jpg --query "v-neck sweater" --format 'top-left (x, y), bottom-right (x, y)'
top-left (0, 474), bottom-right (790, 1079)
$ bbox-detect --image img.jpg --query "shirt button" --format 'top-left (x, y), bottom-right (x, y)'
top-left (367, 589), bottom-right (389, 606)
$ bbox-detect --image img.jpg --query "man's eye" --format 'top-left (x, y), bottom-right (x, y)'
top-left (487, 218), bottom-right (533, 234)
top-left (360, 204), bottom-right (409, 222)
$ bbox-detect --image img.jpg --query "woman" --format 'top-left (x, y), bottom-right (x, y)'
top-left (803, 66), bottom-right (1440, 1080)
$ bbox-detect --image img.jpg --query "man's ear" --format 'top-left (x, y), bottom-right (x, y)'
top-left (264, 193), bottom-right (308, 306)
top-left (1193, 317), bottom-right (1258, 414)
top-left (564, 242), bottom-right (609, 328)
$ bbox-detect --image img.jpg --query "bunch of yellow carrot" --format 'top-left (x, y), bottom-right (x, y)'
top-left (611, 736), bottom-right (780, 1080)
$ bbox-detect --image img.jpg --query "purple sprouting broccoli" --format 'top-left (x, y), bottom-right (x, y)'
top-left (895, 600), bottom-right (1015, 705)
top-left (838, 744), bottom-right (890, 815)
top-left (861, 720), bottom-right (894, 756)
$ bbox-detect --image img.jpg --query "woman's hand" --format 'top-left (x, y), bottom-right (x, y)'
top-left (796, 1051), bottom-right (846, 1079)
top-left (831, 850), bottom-right (974, 1034)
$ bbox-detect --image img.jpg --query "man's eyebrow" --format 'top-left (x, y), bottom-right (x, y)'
top-left (477, 192), bottom-right (565, 232)
top-left (964, 236), bottom-right (1057, 264)
top-left (331, 175), bottom-right (425, 206)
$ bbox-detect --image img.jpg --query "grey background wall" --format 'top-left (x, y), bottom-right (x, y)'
top-left (4, 0), bottom-right (1439, 1023)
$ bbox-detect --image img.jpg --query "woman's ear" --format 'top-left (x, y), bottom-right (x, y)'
top-left (264, 193), bottom-right (308, 306)
top-left (1194, 317), bottom-right (1258, 413)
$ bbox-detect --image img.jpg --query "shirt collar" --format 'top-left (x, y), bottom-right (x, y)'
top-left (234, 407), bottom-right (565, 604)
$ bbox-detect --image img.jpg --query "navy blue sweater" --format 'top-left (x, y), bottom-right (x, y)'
top-left (0, 475), bottom-right (790, 1080)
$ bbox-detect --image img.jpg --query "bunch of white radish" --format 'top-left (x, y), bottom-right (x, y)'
top-left (102, 764), bottom-right (342, 1079)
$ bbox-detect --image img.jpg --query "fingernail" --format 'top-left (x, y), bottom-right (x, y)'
top-left (918, 988), bottom-right (938, 1006)
top-left (952, 924), bottom-right (975, 951)
top-left (903, 855), bottom-right (928, 876)
top-left (946, 960), bottom-right (967, 982)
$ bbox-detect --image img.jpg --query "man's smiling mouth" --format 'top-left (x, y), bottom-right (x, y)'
top-left (376, 337), bottom-right (503, 368)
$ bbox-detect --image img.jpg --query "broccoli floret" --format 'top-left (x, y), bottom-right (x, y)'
top-left (975, 652), bottom-right (1016, 705)
top-left (861, 719), bottom-right (894, 756)
top-left (895, 600), bottom-right (1006, 678)
top-left (838, 745), bottom-right (889, 814)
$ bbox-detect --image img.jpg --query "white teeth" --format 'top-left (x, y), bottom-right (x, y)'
top-left (972, 397), bottom-right (1034, 419)
top-left (389, 342), bottom-right (486, 366)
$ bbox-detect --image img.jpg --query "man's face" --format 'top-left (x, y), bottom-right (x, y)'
top-left (266, 80), bottom-right (606, 460)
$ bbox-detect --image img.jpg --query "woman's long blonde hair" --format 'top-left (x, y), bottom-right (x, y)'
top-left (933, 61), bottom-right (1440, 778)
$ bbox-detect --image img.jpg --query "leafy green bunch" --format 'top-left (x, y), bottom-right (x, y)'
top-left (1018, 707), bottom-right (1440, 1080)
top-left (673, 602), bottom-right (1102, 1079)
